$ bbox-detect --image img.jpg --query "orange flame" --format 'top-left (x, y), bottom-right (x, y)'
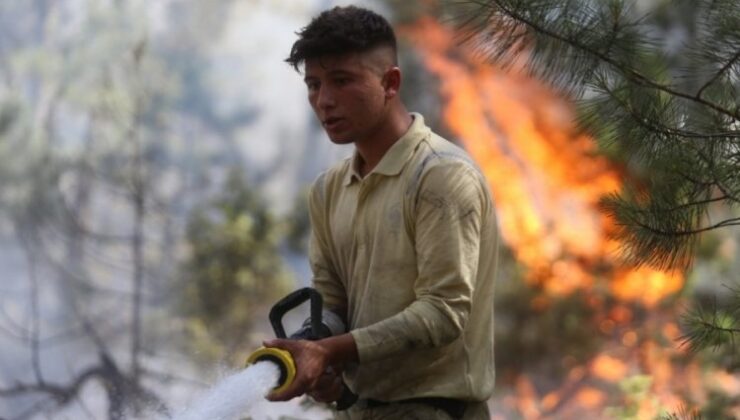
top-left (592, 354), bottom-right (628, 381)
top-left (404, 17), bottom-right (680, 304)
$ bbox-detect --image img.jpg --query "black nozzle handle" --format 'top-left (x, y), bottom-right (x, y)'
top-left (268, 287), bottom-right (323, 339)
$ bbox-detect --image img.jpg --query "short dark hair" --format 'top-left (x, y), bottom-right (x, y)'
top-left (286, 6), bottom-right (397, 71)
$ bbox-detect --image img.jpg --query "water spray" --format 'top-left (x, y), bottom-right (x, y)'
top-left (172, 288), bottom-right (355, 420)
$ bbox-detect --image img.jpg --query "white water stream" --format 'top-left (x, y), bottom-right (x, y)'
top-left (170, 361), bottom-right (280, 420)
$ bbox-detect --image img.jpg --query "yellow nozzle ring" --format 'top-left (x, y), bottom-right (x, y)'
top-left (246, 347), bottom-right (296, 395)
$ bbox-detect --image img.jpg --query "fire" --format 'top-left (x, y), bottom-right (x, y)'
top-left (611, 267), bottom-right (683, 307)
top-left (592, 355), bottom-right (628, 381)
top-left (403, 17), bottom-right (740, 419)
top-left (575, 387), bottom-right (606, 409)
top-left (405, 18), bottom-right (677, 302)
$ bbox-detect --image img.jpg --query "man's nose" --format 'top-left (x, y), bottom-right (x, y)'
top-left (316, 86), bottom-right (336, 110)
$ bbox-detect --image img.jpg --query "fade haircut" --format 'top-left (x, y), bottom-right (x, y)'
top-left (286, 6), bottom-right (397, 72)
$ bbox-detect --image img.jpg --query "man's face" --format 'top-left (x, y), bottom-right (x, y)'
top-left (304, 52), bottom-right (391, 144)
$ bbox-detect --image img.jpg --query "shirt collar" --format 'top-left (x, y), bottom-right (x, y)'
top-left (343, 113), bottom-right (429, 186)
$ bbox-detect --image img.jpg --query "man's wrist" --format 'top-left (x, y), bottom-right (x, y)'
top-left (319, 333), bottom-right (359, 367)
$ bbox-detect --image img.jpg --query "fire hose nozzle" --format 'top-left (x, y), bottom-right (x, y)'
top-left (246, 347), bottom-right (296, 394)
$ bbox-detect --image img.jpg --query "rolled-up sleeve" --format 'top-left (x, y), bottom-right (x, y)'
top-left (351, 163), bottom-right (487, 362)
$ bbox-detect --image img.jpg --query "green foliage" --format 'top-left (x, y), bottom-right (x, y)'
top-left (605, 376), bottom-right (706, 420)
top-left (679, 285), bottom-right (740, 367)
top-left (655, 389), bottom-right (739, 420)
top-left (179, 168), bottom-right (292, 363)
top-left (285, 187), bottom-right (311, 254)
top-left (0, 101), bottom-right (18, 135)
top-left (698, 389), bottom-right (740, 420)
top-left (657, 404), bottom-right (704, 420)
top-left (0, 98), bottom-right (65, 233)
top-left (604, 375), bottom-right (655, 419)
top-left (0, 100), bottom-right (22, 196)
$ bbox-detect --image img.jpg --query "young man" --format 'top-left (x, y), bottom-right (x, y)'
top-left (264, 6), bottom-right (499, 419)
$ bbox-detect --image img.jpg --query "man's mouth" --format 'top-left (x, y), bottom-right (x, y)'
top-left (323, 117), bottom-right (344, 130)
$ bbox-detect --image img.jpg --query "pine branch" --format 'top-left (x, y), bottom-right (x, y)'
top-left (676, 171), bottom-right (717, 189)
top-left (468, 0), bottom-right (740, 121)
top-left (713, 179), bottom-right (740, 205)
top-left (600, 186), bottom-right (726, 269)
top-left (680, 301), bottom-right (740, 354)
top-left (659, 404), bottom-right (704, 420)
top-left (596, 81), bottom-right (740, 140)
top-left (633, 217), bottom-right (740, 237)
top-left (635, 195), bottom-right (729, 214)
top-left (695, 50), bottom-right (740, 99)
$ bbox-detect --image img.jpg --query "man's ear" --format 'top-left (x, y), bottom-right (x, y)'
top-left (382, 67), bottom-right (402, 99)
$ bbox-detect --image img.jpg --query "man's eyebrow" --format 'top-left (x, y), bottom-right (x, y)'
top-left (323, 69), bottom-right (359, 78)
top-left (326, 69), bottom-right (355, 76)
top-left (304, 69), bottom-right (358, 83)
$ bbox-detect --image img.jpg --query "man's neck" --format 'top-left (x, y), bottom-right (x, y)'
top-left (355, 109), bottom-right (413, 177)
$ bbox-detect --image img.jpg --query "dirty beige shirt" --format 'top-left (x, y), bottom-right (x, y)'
top-left (309, 113), bottom-right (498, 402)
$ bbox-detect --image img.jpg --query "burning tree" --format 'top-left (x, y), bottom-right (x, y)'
top-left (447, 0), bottom-right (739, 369)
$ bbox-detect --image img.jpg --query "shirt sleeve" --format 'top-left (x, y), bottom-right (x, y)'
top-left (350, 162), bottom-right (489, 363)
top-left (308, 174), bottom-right (348, 317)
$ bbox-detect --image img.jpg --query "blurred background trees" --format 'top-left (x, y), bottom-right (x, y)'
top-left (0, 1), bottom-right (301, 418)
top-left (178, 168), bottom-right (291, 364)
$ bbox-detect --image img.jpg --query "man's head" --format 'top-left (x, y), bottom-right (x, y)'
top-left (287, 6), bottom-right (404, 145)
top-left (286, 6), bottom-right (397, 72)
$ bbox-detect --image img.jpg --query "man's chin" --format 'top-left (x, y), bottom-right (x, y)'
top-left (327, 134), bottom-right (355, 145)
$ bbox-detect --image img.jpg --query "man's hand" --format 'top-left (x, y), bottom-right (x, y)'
top-left (308, 367), bottom-right (344, 403)
top-left (263, 333), bottom-right (359, 402)
top-left (264, 338), bottom-right (330, 401)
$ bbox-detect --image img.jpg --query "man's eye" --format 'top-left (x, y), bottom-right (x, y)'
top-left (307, 82), bottom-right (319, 91)
top-left (335, 78), bottom-right (350, 86)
